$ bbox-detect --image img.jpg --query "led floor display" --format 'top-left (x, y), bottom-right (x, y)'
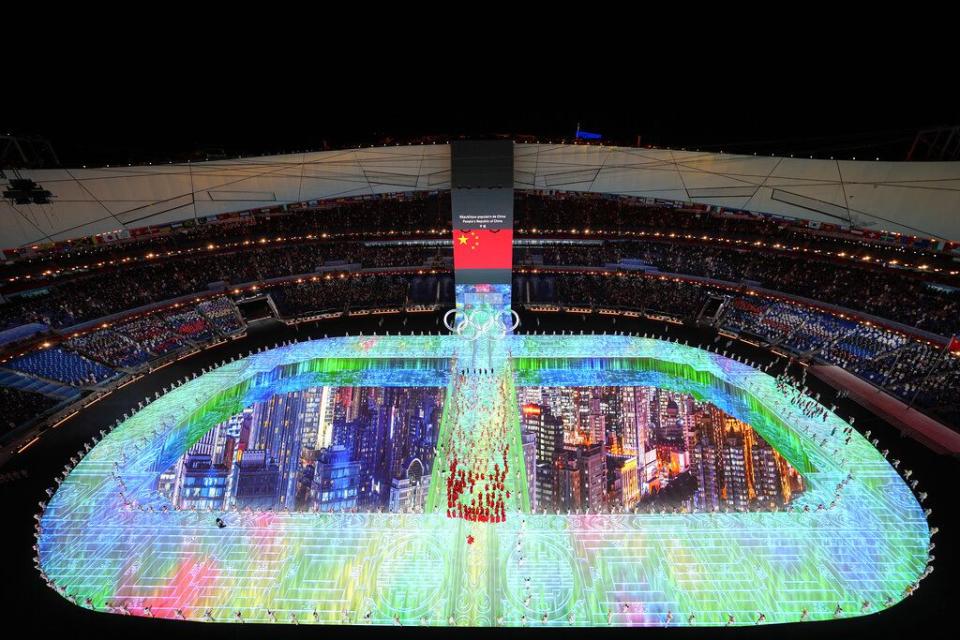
top-left (37, 334), bottom-right (930, 626)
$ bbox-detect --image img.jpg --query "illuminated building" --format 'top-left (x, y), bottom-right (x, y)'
top-left (521, 430), bottom-right (537, 512)
top-left (722, 430), bottom-right (751, 511)
top-left (388, 458), bottom-right (429, 513)
top-left (310, 445), bottom-right (360, 512)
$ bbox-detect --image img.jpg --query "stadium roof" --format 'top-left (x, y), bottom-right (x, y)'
top-left (2, 143), bottom-right (959, 247)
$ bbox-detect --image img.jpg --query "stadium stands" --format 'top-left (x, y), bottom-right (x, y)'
top-left (0, 370), bottom-right (80, 402)
top-left (819, 325), bottom-right (907, 384)
top-left (67, 329), bottom-right (151, 368)
top-left (197, 297), bottom-right (244, 336)
top-left (161, 308), bottom-right (213, 343)
top-left (752, 302), bottom-right (810, 344)
top-left (719, 297), bottom-right (772, 335)
top-left (114, 316), bottom-right (185, 356)
top-left (270, 275), bottom-right (412, 318)
top-left (0, 386), bottom-right (59, 431)
top-left (781, 312), bottom-right (858, 355)
top-left (0, 192), bottom-right (957, 436)
top-left (2, 194), bottom-right (957, 336)
top-left (3, 346), bottom-right (116, 386)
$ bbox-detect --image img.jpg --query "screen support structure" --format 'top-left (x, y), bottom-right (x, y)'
top-left (449, 140), bottom-right (516, 339)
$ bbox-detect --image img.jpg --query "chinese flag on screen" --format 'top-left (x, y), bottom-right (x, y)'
top-left (453, 229), bottom-right (513, 271)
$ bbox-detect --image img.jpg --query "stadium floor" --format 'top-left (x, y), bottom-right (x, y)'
top-left (2, 311), bottom-right (956, 638)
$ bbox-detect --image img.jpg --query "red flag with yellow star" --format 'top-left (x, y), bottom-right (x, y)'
top-left (453, 229), bottom-right (513, 271)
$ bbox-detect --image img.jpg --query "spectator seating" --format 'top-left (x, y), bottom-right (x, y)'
top-left (67, 329), bottom-right (151, 368)
top-left (2, 346), bottom-right (116, 386)
top-left (0, 386), bottom-right (60, 431)
top-left (819, 325), bottom-right (908, 384)
top-left (114, 316), bottom-right (185, 356)
top-left (781, 312), bottom-right (858, 354)
top-left (197, 297), bottom-right (245, 335)
top-left (0, 370), bottom-right (82, 401)
top-left (162, 308), bottom-right (213, 342)
top-left (720, 297), bottom-right (772, 334)
top-left (753, 302), bottom-right (809, 344)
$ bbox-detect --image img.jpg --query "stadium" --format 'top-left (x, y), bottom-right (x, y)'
top-left (1, 121), bottom-right (957, 638)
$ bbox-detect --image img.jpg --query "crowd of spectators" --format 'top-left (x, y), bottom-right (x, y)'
top-left (718, 297), bottom-right (770, 334)
top-left (1, 190), bottom-right (958, 433)
top-left (0, 243), bottom-right (447, 331)
top-left (752, 303), bottom-right (810, 344)
top-left (0, 386), bottom-right (58, 431)
top-left (66, 330), bottom-right (151, 369)
top-left (515, 193), bottom-right (958, 271)
top-left (114, 316), bottom-right (185, 356)
top-left (518, 239), bottom-right (960, 336)
top-left (1, 193), bottom-right (451, 283)
top-left (818, 325), bottom-right (906, 384)
top-left (162, 308), bottom-right (213, 342)
top-left (780, 313), bottom-right (858, 355)
top-left (197, 297), bottom-right (245, 335)
top-left (269, 275), bottom-right (414, 317)
top-left (523, 273), bottom-right (711, 318)
top-left (910, 356), bottom-right (960, 426)
top-left (518, 270), bottom-right (958, 428)
top-left (1, 265), bottom-right (957, 433)
top-left (2, 193), bottom-right (958, 337)
top-left (4, 347), bottom-right (116, 386)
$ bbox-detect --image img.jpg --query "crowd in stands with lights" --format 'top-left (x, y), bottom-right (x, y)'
top-left (197, 297), bottom-right (245, 335)
top-left (0, 243), bottom-right (447, 331)
top-left (517, 270), bottom-right (960, 428)
top-left (161, 308), bottom-right (213, 342)
top-left (2, 243), bottom-right (955, 339)
top-left (2, 192), bottom-right (959, 434)
top-left (113, 316), bottom-right (185, 356)
top-left (1, 194), bottom-right (450, 281)
top-left (0, 386), bottom-right (58, 431)
top-left (523, 273), bottom-right (711, 318)
top-left (1, 192), bottom-right (957, 334)
top-left (1, 266), bottom-right (958, 433)
top-left (270, 275), bottom-right (414, 317)
top-left (66, 330), bottom-right (150, 368)
top-left (4, 346), bottom-right (116, 387)
top-left (519, 239), bottom-right (960, 336)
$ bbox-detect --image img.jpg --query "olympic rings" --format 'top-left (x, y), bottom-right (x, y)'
top-left (443, 308), bottom-right (520, 339)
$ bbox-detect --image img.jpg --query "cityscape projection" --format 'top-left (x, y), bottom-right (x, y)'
top-left (37, 335), bottom-right (930, 626)
top-left (156, 384), bottom-right (803, 516)
top-left (156, 387), bottom-right (445, 514)
top-left (517, 387), bottom-right (804, 514)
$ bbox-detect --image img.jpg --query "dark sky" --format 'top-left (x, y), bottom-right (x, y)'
top-left (4, 45), bottom-right (958, 167)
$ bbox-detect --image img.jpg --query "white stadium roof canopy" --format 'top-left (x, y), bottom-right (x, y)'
top-left (2, 143), bottom-right (959, 247)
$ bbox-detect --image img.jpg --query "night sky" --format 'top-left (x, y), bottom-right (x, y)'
top-left (4, 46), bottom-right (957, 167)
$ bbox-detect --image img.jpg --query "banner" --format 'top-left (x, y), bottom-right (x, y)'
top-left (450, 140), bottom-right (514, 287)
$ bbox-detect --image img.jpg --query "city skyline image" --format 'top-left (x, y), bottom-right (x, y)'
top-left (155, 381), bottom-right (804, 516)
top-left (157, 385), bottom-right (445, 514)
top-left (518, 386), bottom-right (805, 513)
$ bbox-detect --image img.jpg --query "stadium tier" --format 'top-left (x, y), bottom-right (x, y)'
top-left (2, 346), bottom-right (116, 386)
top-left (160, 308), bottom-right (213, 343)
top-left (1, 265), bottom-right (957, 433)
top-left (196, 297), bottom-right (244, 335)
top-left (0, 385), bottom-right (60, 431)
top-left (114, 315), bottom-right (186, 356)
top-left (0, 194), bottom-right (957, 335)
top-left (66, 329), bottom-right (151, 368)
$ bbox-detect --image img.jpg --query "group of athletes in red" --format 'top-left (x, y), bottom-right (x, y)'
top-left (441, 368), bottom-right (514, 523)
